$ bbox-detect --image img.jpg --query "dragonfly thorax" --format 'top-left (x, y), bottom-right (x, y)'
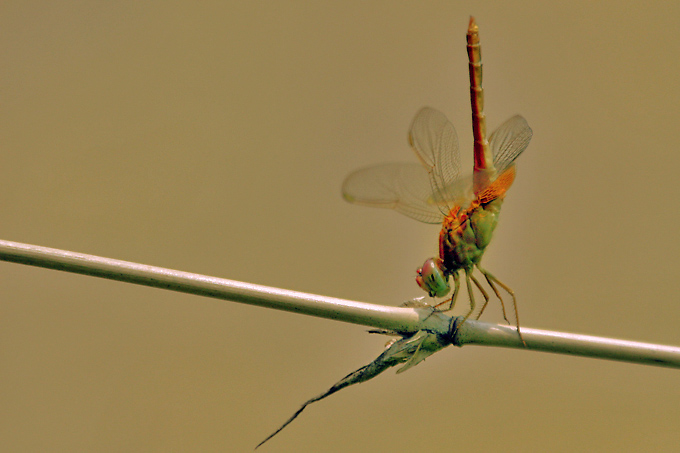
top-left (438, 197), bottom-right (504, 276)
top-left (415, 198), bottom-right (505, 299)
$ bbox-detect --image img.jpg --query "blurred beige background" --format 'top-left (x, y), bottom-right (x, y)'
top-left (2, 1), bottom-right (679, 451)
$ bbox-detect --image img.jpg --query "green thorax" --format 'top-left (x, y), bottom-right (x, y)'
top-left (439, 197), bottom-right (504, 272)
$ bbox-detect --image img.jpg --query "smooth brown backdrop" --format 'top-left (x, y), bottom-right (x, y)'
top-left (2, 1), bottom-right (679, 451)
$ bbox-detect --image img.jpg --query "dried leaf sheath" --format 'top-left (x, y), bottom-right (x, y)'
top-left (255, 328), bottom-right (449, 449)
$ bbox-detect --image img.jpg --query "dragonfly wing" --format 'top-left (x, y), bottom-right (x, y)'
top-left (342, 163), bottom-right (444, 224)
top-left (489, 115), bottom-right (533, 175)
top-left (408, 107), bottom-right (463, 211)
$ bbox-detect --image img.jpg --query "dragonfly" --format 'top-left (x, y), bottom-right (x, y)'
top-left (256, 17), bottom-right (532, 449)
top-left (342, 17), bottom-right (533, 343)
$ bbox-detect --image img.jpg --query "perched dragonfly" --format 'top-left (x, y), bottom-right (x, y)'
top-left (256, 17), bottom-right (532, 449)
top-left (342, 17), bottom-right (532, 342)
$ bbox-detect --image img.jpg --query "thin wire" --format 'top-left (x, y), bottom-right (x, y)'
top-left (1, 238), bottom-right (679, 369)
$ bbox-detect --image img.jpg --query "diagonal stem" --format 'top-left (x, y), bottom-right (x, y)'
top-left (1, 238), bottom-right (679, 369)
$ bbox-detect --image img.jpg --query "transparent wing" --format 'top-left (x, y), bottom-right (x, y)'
top-left (408, 107), bottom-right (464, 213)
top-left (341, 163), bottom-right (445, 224)
top-left (489, 115), bottom-right (533, 175)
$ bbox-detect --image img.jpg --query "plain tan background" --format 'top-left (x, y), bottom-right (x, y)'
top-left (2, 1), bottom-right (679, 451)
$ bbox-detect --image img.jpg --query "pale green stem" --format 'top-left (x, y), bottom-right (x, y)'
top-left (1, 239), bottom-right (679, 369)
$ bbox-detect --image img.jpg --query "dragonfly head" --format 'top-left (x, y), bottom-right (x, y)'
top-left (416, 258), bottom-right (450, 298)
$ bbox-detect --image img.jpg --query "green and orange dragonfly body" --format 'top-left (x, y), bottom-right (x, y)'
top-left (342, 18), bottom-right (532, 342)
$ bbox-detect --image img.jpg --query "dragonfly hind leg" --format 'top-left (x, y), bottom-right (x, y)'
top-left (478, 267), bottom-right (526, 347)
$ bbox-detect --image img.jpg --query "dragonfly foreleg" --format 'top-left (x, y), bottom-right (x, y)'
top-left (433, 271), bottom-right (460, 312)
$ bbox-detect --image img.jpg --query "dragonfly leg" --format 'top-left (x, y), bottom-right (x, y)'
top-left (450, 269), bottom-right (475, 338)
top-left (469, 272), bottom-right (490, 320)
top-left (478, 268), bottom-right (510, 324)
top-left (433, 271), bottom-right (460, 312)
top-left (462, 268), bottom-right (476, 322)
top-left (478, 267), bottom-right (526, 347)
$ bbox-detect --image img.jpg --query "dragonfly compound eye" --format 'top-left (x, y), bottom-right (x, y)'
top-left (416, 258), bottom-right (450, 298)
